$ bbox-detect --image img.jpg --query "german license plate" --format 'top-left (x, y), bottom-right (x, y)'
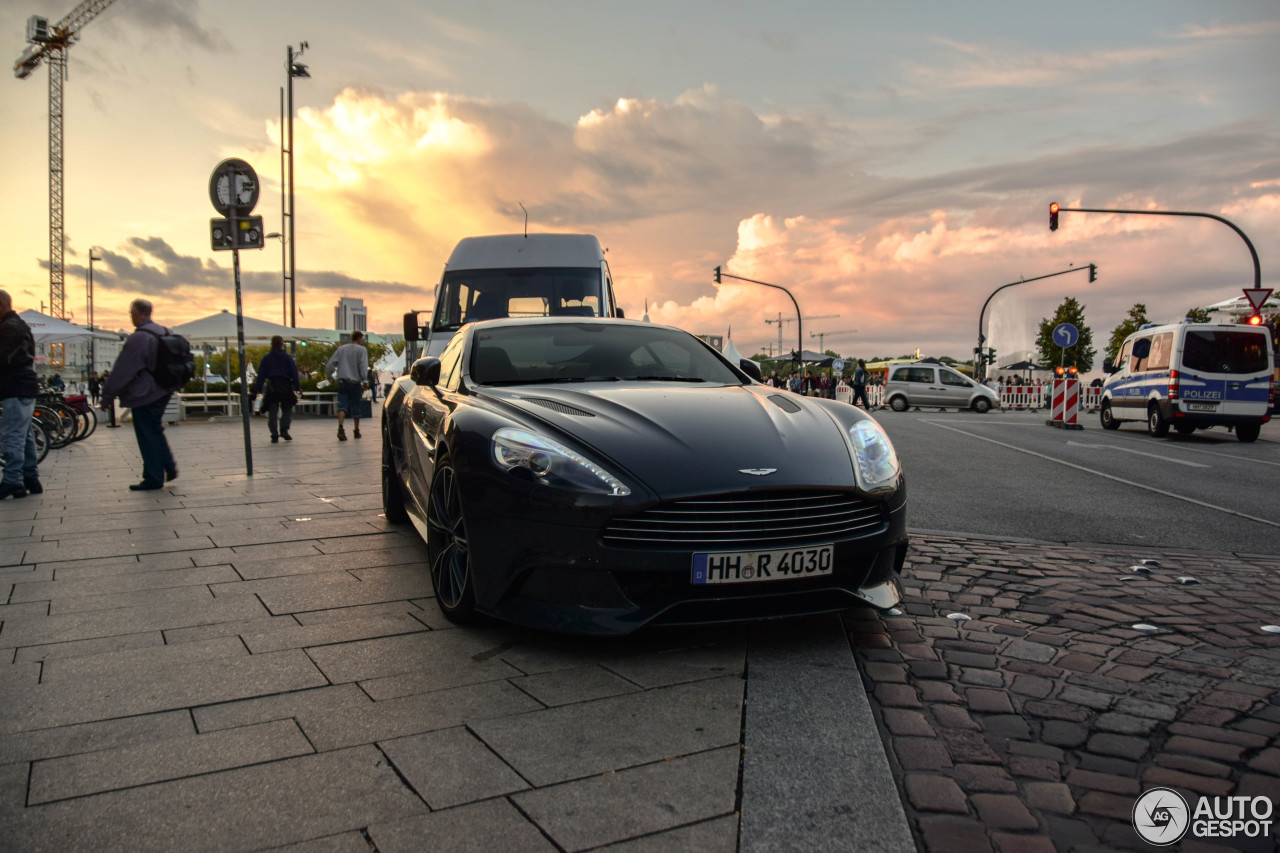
top-left (1185, 402), bottom-right (1216, 412)
top-left (691, 545), bottom-right (834, 585)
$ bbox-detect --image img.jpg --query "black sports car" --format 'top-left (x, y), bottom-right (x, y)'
top-left (382, 317), bottom-right (908, 635)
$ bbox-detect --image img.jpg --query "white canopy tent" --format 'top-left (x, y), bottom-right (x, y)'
top-left (172, 310), bottom-right (306, 344)
top-left (18, 309), bottom-right (93, 345)
top-left (1206, 293), bottom-right (1278, 319)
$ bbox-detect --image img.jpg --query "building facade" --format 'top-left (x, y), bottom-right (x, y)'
top-left (335, 297), bottom-right (367, 332)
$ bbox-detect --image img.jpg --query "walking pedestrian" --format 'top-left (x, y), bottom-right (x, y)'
top-left (250, 335), bottom-right (301, 443)
top-left (851, 359), bottom-right (871, 408)
top-left (101, 299), bottom-right (179, 491)
top-left (325, 330), bottom-right (369, 441)
top-left (88, 371), bottom-right (102, 406)
top-left (0, 290), bottom-right (42, 499)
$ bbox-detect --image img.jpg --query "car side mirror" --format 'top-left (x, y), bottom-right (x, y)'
top-left (1103, 358), bottom-right (1115, 374)
top-left (739, 359), bottom-right (763, 382)
top-left (616, 307), bottom-right (625, 319)
top-left (409, 357), bottom-right (441, 387)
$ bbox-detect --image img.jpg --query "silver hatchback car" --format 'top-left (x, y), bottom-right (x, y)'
top-left (884, 361), bottom-right (999, 413)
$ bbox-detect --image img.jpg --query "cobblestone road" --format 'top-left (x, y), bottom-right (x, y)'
top-left (847, 535), bottom-right (1280, 852)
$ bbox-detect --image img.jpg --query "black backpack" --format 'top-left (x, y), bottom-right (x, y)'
top-left (142, 327), bottom-right (196, 391)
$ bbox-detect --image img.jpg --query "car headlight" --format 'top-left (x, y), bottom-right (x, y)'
top-left (491, 427), bottom-right (631, 496)
top-left (848, 419), bottom-right (900, 492)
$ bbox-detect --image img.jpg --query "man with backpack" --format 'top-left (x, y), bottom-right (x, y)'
top-left (102, 299), bottom-right (183, 491)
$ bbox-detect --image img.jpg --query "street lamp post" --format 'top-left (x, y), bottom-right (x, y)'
top-left (87, 249), bottom-right (101, 375)
top-left (285, 42), bottom-right (311, 328)
top-left (266, 232), bottom-right (286, 324)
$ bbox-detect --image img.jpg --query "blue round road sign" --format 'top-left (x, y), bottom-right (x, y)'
top-left (1053, 323), bottom-right (1079, 349)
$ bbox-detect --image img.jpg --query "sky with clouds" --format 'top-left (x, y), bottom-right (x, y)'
top-left (1, 0), bottom-right (1277, 364)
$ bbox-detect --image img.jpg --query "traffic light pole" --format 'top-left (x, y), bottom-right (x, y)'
top-left (976, 265), bottom-right (1095, 382)
top-left (1053, 206), bottom-right (1260, 290)
top-left (714, 267), bottom-right (803, 367)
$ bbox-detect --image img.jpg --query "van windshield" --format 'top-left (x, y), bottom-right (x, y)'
top-left (1181, 330), bottom-right (1270, 374)
top-left (433, 267), bottom-right (602, 332)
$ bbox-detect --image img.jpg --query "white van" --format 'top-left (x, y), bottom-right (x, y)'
top-left (406, 234), bottom-right (622, 358)
top-left (1100, 321), bottom-right (1274, 442)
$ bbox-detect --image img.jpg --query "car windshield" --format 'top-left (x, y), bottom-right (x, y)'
top-left (1181, 330), bottom-right (1270, 374)
top-left (469, 323), bottom-right (745, 385)
top-left (432, 267), bottom-right (602, 332)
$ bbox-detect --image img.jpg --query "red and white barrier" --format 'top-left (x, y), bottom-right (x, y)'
top-left (1047, 378), bottom-right (1084, 430)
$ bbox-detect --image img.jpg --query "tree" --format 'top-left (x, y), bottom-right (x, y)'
top-left (1035, 297), bottom-right (1096, 372)
top-left (1106, 303), bottom-right (1149, 359)
top-left (1185, 307), bottom-right (1212, 323)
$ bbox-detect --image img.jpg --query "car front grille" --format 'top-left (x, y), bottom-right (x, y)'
top-left (602, 490), bottom-right (886, 550)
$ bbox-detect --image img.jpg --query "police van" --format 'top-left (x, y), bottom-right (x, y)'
top-left (403, 234), bottom-right (622, 360)
top-left (1099, 321), bottom-right (1274, 442)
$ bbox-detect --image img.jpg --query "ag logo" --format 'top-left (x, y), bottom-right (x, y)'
top-left (1133, 787), bottom-right (1189, 845)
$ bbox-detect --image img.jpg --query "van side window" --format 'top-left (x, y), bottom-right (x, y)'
top-left (1130, 337), bottom-right (1150, 372)
top-left (1147, 332), bottom-right (1173, 371)
top-left (940, 369), bottom-right (970, 387)
top-left (1117, 339), bottom-right (1133, 370)
top-left (901, 367), bottom-right (933, 383)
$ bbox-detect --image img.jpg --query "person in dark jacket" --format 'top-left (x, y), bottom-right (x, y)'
top-left (0, 290), bottom-right (42, 498)
top-left (250, 335), bottom-right (301, 443)
top-left (101, 298), bottom-right (178, 491)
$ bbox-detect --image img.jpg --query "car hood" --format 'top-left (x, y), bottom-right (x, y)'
top-left (483, 384), bottom-right (857, 498)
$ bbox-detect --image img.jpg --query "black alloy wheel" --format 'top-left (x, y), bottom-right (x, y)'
top-left (381, 433), bottom-right (408, 522)
top-left (426, 456), bottom-right (476, 622)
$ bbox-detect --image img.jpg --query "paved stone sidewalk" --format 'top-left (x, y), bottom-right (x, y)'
top-left (847, 536), bottom-right (1280, 852)
top-left (0, 413), bottom-right (909, 852)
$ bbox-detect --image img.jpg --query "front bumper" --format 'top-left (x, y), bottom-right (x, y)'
top-left (458, 477), bottom-right (909, 635)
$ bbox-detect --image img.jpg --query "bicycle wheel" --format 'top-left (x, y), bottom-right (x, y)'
top-left (30, 417), bottom-right (50, 463)
top-left (48, 401), bottom-right (84, 442)
top-left (33, 406), bottom-right (71, 448)
top-left (78, 404), bottom-right (98, 439)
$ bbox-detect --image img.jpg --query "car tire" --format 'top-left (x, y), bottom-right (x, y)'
top-left (973, 397), bottom-right (991, 414)
top-left (1235, 422), bottom-right (1261, 443)
top-left (1100, 402), bottom-right (1120, 430)
top-left (889, 396), bottom-right (908, 412)
top-left (426, 454), bottom-right (477, 623)
top-left (1147, 403), bottom-right (1170, 437)
top-left (1173, 423), bottom-right (1196, 435)
top-left (381, 433), bottom-right (408, 523)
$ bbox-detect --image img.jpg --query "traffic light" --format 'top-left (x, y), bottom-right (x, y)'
top-left (1088, 263), bottom-right (1097, 283)
top-left (1248, 313), bottom-right (1263, 326)
top-left (714, 266), bottom-right (722, 284)
top-left (1049, 203), bottom-right (1059, 231)
top-left (983, 347), bottom-right (997, 365)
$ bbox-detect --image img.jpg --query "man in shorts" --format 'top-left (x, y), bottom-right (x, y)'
top-left (325, 330), bottom-right (369, 441)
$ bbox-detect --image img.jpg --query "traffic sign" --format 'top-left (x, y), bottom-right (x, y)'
top-left (832, 358), bottom-right (845, 371)
top-left (211, 216), bottom-right (265, 251)
top-left (1052, 323), bottom-right (1079, 349)
top-left (1243, 288), bottom-right (1273, 312)
top-left (209, 159), bottom-right (260, 216)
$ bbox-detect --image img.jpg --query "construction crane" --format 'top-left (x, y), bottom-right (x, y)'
top-left (13, 0), bottom-right (119, 347)
top-left (810, 329), bottom-right (858, 354)
top-left (765, 312), bottom-right (838, 359)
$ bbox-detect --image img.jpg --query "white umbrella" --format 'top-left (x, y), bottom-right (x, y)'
top-left (18, 309), bottom-right (93, 345)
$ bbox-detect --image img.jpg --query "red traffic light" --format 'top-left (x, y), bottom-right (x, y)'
top-left (1248, 314), bottom-right (1263, 325)
top-left (1049, 203), bottom-right (1059, 231)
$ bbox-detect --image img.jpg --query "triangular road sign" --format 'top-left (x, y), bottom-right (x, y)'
top-left (1243, 288), bottom-right (1273, 311)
